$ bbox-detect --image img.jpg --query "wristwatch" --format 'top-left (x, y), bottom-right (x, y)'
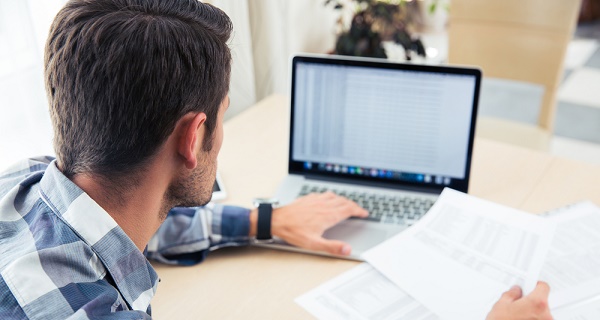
top-left (252, 198), bottom-right (279, 242)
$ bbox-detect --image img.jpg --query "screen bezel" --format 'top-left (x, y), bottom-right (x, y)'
top-left (288, 54), bottom-right (481, 193)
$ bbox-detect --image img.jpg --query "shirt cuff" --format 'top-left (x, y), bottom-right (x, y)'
top-left (215, 204), bottom-right (252, 240)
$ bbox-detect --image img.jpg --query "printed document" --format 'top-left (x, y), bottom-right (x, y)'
top-left (295, 263), bottom-right (439, 320)
top-left (552, 296), bottom-right (600, 320)
top-left (540, 202), bottom-right (600, 309)
top-left (363, 188), bottom-right (556, 320)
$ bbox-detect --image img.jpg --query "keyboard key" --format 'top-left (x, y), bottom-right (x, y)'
top-left (297, 184), bottom-right (434, 225)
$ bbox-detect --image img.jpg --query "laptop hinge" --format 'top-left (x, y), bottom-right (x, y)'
top-left (299, 173), bottom-right (443, 195)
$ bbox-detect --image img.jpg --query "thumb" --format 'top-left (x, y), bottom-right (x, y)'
top-left (313, 238), bottom-right (352, 256)
top-left (527, 281), bottom-right (551, 301)
top-left (501, 285), bottom-right (523, 302)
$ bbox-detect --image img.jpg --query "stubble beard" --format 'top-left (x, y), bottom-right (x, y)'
top-left (160, 157), bottom-right (216, 221)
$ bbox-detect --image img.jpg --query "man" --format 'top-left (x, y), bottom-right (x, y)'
top-left (0, 0), bottom-right (551, 319)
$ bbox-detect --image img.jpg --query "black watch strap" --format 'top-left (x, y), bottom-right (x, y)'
top-left (256, 203), bottom-right (273, 240)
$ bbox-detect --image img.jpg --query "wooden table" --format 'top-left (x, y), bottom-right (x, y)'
top-left (151, 94), bottom-right (600, 319)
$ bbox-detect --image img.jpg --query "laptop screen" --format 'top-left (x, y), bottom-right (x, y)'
top-left (289, 55), bottom-right (481, 193)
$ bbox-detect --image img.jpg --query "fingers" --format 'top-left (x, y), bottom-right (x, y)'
top-left (501, 285), bottom-right (523, 302)
top-left (487, 282), bottom-right (552, 320)
top-left (312, 192), bottom-right (369, 219)
top-left (327, 193), bottom-right (368, 218)
top-left (318, 191), bottom-right (337, 200)
top-left (340, 200), bottom-right (369, 218)
top-left (528, 281), bottom-right (550, 301)
top-left (521, 282), bottom-right (551, 316)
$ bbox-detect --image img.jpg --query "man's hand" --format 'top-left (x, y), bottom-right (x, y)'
top-left (268, 192), bottom-right (368, 256)
top-left (486, 282), bottom-right (552, 320)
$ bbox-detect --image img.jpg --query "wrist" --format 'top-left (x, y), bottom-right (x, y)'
top-left (249, 208), bottom-right (258, 237)
top-left (251, 199), bottom-right (279, 241)
top-left (269, 207), bottom-right (286, 239)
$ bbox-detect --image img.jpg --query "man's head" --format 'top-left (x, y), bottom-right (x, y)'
top-left (164, 95), bottom-right (229, 213)
top-left (45, 0), bottom-right (232, 207)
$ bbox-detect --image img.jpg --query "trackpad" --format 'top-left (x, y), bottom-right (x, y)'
top-left (323, 220), bottom-right (405, 254)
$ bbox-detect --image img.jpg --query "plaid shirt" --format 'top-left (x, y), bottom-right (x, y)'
top-left (0, 157), bottom-right (251, 319)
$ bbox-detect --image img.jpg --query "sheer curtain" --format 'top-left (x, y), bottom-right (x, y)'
top-left (0, 0), bottom-right (337, 170)
top-left (208, 0), bottom-right (338, 119)
top-left (0, 0), bottom-right (66, 170)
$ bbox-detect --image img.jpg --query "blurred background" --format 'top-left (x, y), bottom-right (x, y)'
top-left (1, 0), bottom-right (599, 170)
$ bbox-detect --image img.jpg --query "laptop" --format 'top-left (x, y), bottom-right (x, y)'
top-left (258, 54), bottom-right (481, 260)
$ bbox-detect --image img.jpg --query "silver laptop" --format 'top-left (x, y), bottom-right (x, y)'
top-left (259, 54), bottom-right (481, 260)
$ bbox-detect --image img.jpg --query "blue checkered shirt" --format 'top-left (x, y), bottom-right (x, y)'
top-left (0, 157), bottom-right (251, 319)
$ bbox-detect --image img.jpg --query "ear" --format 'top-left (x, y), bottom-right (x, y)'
top-left (177, 112), bottom-right (207, 169)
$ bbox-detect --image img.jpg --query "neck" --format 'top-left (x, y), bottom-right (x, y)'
top-left (70, 162), bottom-right (172, 252)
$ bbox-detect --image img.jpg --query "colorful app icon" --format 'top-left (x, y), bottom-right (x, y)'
top-left (424, 174), bottom-right (432, 183)
top-left (304, 162), bottom-right (312, 169)
top-left (444, 177), bottom-right (451, 185)
top-left (370, 168), bottom-right (378, 177)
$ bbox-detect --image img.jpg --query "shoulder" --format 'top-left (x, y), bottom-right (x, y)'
top-left (0, 156), bottom-right (71, 270)
top-left (0, 156), bottom-right (55, 197)
top-left (0, 156), bottom-right (54, 177)
top-left (0, 157), bottom-right (152, 319)
top-left (1, 227), bottom-right (101, 316)
top-left (0, 239), bottom-right (151, 319)
top-left (0, 272), bottom-right (150, 319)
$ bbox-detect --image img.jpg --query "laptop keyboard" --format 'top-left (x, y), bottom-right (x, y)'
top-left (298, 185), bottom-right (435, 226)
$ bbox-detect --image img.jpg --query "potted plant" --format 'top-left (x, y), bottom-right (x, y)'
top-left (325, 0), bottom-right (435, 60)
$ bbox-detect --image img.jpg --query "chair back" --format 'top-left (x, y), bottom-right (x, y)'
top-left (448, 0), bottom-right (581, 131)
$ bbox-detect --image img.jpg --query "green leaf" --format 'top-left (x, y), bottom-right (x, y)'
top-left (429, 2), bottom-right (437, 14)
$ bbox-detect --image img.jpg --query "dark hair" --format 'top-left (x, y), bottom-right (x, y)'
top-left (45, 0), bottom-right (232, 178)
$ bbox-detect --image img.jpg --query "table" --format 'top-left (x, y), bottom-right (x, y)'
top-left (151, 94), bottom-right (600, 319)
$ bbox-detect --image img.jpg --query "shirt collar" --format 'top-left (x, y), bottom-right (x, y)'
top-left (38, 161), bottom-right (158, 311)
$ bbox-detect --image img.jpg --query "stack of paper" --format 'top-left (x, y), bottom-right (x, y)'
top-left (297, 189), bottom-right (600, 320)
top-left (296, 263), bottom-right (438, 320)
top-left (542, 202), bottom-right (600, 319)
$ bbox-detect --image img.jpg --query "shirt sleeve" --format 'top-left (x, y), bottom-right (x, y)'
top-left (145, 203), bottom-right (251, 265)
